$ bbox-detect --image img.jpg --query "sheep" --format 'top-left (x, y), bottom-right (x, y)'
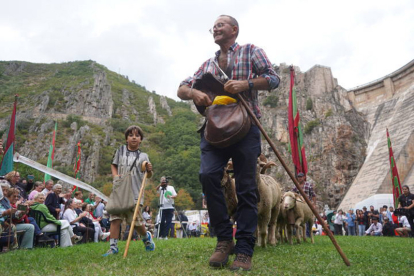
top-left (221, 156), bottom-right (282, 248)
top-left (280, 191), bottom-right (314, 245)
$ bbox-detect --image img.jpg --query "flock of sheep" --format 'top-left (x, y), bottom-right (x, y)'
top-left (221, 154), bottom-right (315, 247)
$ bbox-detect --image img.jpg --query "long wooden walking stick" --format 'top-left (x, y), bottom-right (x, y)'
top-left (237, 94), bottom-right (351, 266)
top-left (123, 161), bottom-right (149, 258)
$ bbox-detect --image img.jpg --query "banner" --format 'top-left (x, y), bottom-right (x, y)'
top-left (288, 66), bottom-right (308, 176)
top-left (0, 95), bottom-right (18, 175)
top-left (387, 128), bottom-right (402, 208)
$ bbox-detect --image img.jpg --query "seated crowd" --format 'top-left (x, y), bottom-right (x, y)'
top-left (0, 171), bottom-right (111, 251)
top-left (322, 203), bottom-right (413, 237)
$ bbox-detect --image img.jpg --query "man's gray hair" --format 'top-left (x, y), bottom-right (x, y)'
top-left (46, 179), bottom-right (54, 185)
top-left (219, 15), bottom-right (239, 37)
top-left (53, 184), bottom-right (62, 190)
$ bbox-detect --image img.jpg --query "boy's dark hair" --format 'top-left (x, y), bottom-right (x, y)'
top-left (125, 125), bottom-right (144, 141)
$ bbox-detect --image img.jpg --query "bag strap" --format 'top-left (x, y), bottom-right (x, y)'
top-left (224, 46), bottom-right (241, 78)
top-left (129, 152), bottom-right (141, 172)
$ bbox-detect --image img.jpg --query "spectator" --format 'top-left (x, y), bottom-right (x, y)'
top-left (28, 181), bottom-right (44, 201)
top-left (74, 191), bottom-right (84, 202)
top-left (362, 206), bottom-right (369, 230)
top-left (397, 185), bottom-right (414, 237)
top-left (0, 183), bottom-right (18, 249)
top-left (85, 192), bottom-right (95, 205)
top-left (346, 209), bottom-right (356, 236)
top-left (312, 220), bottom-right (323, 236)
top-left (3, 188), bottom-right (35, 248)
top-left (62, 199), bottom-right (94, 244)
top-left (369, 205), bottom-right (380, 224)
top-left (4, 171), bottom-right (27, 201)
top-left (356, 209), bottom-right (365, 236)
top-left (395, 214), bottom-right (411, 237)
top-left (17, 176), bottom-right (35, 200)
top-left (8, 187), bottom-right (53, 244)
top-left (45, 184), bottom-right (65, 219)
top-left (188, 221), bottom-right (200, 237)
top-left (142, 206), bottom-right (152, 221)
top-left (42, 180), bottom-right (54, 196)
top-left (156, 176), bottom-right (177, 240)
top-left (334, 210), bottom-right (345, 235)
top-left (93, 195), bottom-right (105, 219)
top-left (365, 217), bottom-right (382, 236)
top-left (382, 205), bottom-right (393, 222)
top-left (82, 203), bottom-right (110, 242)
top-left (31, 193), bottom-right (82, 247)
top-left (177, 211), bottom-right (188, 238)
top-left (381, 217), bottom-right (395, 236)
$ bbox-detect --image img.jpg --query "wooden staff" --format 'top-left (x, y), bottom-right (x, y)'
top-left (123, 161), bottom-right (149, 258)
top-left (237, 94), bottom-right (351, 266)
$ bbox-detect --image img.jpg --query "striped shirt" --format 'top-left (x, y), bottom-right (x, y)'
top-left (180, 42), bottom-right (280, 118)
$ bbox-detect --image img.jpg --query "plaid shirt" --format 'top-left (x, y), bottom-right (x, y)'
top-left (292, 181), bottom-right (316, 199)
top-left (180, 42), bottom-right (280, 118)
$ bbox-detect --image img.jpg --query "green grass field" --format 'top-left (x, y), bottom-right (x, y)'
top-left (0, 236), bottom-right (412, 275)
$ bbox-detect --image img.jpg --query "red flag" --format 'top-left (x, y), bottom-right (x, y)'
top-left (387, 128), bottom-right (402, 208)
top-left (0, 95), bottom-right (18, 175)
top-left (72, 140), bottom-right (81, 192)
top-left (288, 66), bottom-right (308, 177)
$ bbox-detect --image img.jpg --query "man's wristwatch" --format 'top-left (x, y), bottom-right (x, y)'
top-left (248, 80), bottom-right (254, 90)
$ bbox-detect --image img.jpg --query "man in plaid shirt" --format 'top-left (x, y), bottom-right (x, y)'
top-left (178, 15), bottom-right (279, 271)
top-left (292, 172), bottom-right (317, 205)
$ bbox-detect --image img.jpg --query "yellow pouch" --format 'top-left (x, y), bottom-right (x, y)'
top-left (212, 96), bottom-right (237, 105)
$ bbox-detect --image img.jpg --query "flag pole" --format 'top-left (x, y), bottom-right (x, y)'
top-left (237, 94), bottom-right (351, 266)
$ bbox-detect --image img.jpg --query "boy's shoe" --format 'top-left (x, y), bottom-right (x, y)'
top-left (101, 232), bottom-right (111, 241)
top-left (143, 231), bottom-right (155, 251)
top-left (102, 248), bottom-right (119, 257)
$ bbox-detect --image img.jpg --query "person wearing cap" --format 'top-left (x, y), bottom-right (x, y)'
top-left (365, 217), bottom-right (382, 236)
top-left (292, 172), bottom-right (316, 206)
top-left (156, 176), bottom-right (177, 240)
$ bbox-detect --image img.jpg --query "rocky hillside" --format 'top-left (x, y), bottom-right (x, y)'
top-left (0, 60), bottom-right (201, 207)
top-left (1, 60), bottom-right (374, 209)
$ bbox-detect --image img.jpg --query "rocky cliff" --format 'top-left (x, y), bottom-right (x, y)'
top-left (257, 64), bottom-right (368, 209)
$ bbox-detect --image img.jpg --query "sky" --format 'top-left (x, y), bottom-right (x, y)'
top-left (1, 0), bottom-right (413, 100)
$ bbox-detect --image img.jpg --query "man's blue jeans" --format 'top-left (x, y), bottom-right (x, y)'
top-left (200, 125), bottom-right (261, 256)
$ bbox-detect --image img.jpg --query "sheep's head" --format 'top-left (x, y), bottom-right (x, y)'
top-left (221, 160), bottom-right (237, 217)
top-left (282, 191), bottom-right (298, 210)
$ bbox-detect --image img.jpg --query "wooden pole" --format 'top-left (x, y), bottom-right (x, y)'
top-left (123, 161), bottom-right (149, 258)
top-left (237, 95), bottom-right (351, 266)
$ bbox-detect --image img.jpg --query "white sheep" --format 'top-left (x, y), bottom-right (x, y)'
top-left (280, 191), bottom-right (314, 245)
top-left (221, 156), bottom-right (282, 247)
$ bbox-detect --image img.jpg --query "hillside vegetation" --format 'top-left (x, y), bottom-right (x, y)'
top-left (0, 60), bottom-right (202, 210)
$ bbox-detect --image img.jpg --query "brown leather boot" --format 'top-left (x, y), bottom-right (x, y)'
top-left (209, 240), bottom-right (235, 268)
top-left (229, 253), bottom-right (252, 271)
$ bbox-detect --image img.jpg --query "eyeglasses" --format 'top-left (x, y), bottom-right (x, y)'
top-left (209, 23), bottom-right (232, 34)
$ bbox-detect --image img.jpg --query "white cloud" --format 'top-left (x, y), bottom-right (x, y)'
top-left (0, 0), bottom-right (413, 99)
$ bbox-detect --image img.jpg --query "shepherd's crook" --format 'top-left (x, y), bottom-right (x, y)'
top-left (123, 161), bottom-right (149, 258)
top-left (237, 94), bottom-right (351, 266)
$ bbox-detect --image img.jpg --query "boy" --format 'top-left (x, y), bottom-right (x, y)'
top-left (103, 125), bottom-right (155, 256)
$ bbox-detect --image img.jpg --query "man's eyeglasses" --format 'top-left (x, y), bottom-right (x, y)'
top-left (209, 23), bottom-right (232, 34)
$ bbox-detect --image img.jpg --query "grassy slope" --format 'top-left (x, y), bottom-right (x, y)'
top-left (0, 236), bottom-right (412, 275)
